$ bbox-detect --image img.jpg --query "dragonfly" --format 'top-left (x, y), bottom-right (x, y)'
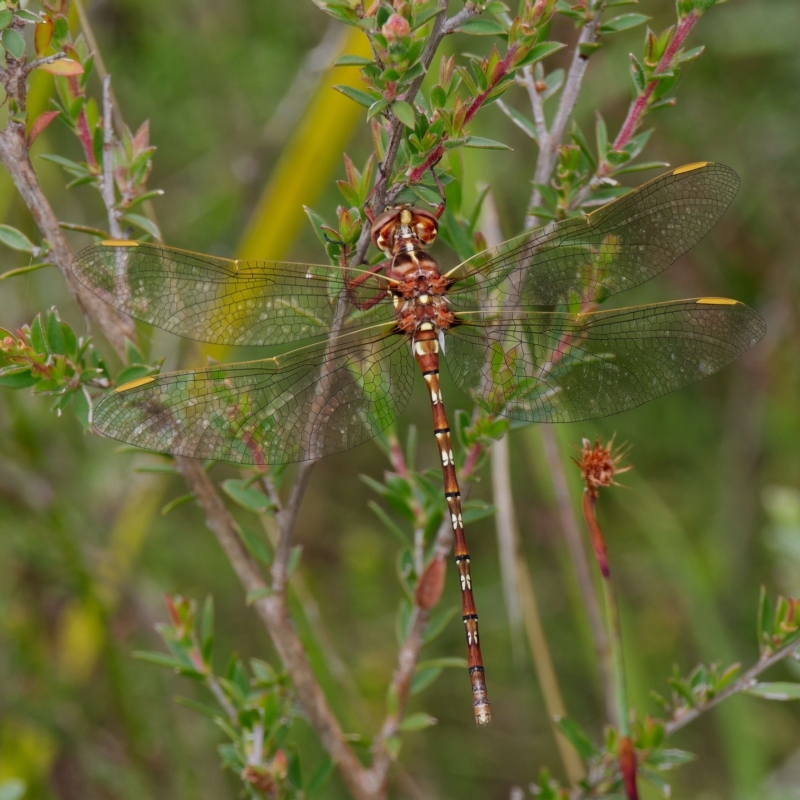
top-left (73, 161), bottom-right (765, 726)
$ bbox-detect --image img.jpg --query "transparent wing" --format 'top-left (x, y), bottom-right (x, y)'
top-left (72, 241), bottom-right (393, 346)
top-left (93, 323), bottom-right (414, 465)
top-left (446, 163), bottom-right (740, 309)
top-left (444, 299), bottom-right (765, 423)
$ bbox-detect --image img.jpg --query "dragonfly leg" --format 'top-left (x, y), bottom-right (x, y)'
top-left (429, 166), bottom-right (447, 219)
top-left (345, 259), bottom-right (391, 310)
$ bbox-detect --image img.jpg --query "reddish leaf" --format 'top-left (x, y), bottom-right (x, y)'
top-left (415, 556), bottom-right (446, 611)
top-left (36, 57), bottom-right (84, 76)
top-left (27, 110), bottom-right (60, 146)
top-left (133, 119), bottom-right (150, 152)
top-left (34, 16), bottom-right (53, 56)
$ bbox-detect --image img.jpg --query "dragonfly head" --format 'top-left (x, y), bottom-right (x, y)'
top-left (371, 205), bottom-right (439, 255)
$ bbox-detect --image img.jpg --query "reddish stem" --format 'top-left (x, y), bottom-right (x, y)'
top-left (75, 106), bottom-right (98, 170)
top-left (618, 735), bottom-right (639, 800)
top-left (612, 10), bottom-right (700, 151)
top-left (408, 45), bottom-right (519, 183)
top-left (462, 441), bottom-right (484, 479)
top-left (582, 490), bottom-right (609, 579)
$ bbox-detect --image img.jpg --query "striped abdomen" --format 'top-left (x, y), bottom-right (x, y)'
top-left (413, 325), bottom-right (491, 726)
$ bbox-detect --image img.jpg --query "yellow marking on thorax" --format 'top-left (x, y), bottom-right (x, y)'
top-left (101, 239), bottom-right (139, 247)
top-left (673, 162), bottom-right (709, 175)
top-left (116, 376), bottom-right (156, 392)
top-left (696, 297), bottom-right (738, 305)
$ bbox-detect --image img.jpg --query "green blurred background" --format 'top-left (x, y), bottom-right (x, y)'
top-left (1, 1), bottom-right (800, 798)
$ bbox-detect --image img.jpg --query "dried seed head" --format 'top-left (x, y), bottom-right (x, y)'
top-left (573, 435), bottom-right (632, 498)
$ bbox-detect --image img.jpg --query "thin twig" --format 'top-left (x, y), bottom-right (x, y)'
top-left (174, 458), bottom-right (376, 800)
top-left (24, 52), bottom-right (67, 74)
top-left (612, 11), bottom-right (700, 152)
top-left (526, 5), bottom-right (605, 229)
top-left (207, 672), bottom-right (238, 723)
top-left (349, 1), bottom-right (479, 269)
top-left (0, 126), bottom-right (135, 355)
top-left (271, 462), bottom-right (315, 594)
top-left (519, 3), bottom-right (614, 721)
top-left (523, 64), bottom-right (548, 142)
top-left (0, 43), bottom-right (377, 800)
top-left (664, 639), bottom-right (800, 737)
top-left (101, 75), bottom-right (122, 240)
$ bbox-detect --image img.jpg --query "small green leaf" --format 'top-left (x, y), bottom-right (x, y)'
top-left (615, 160), bottom-right (669, 175)
top-left (0, 10), bottom-right (13, 29)
top-left (221, 478), bottom-right (274, 514)
top-left (366, 98), bottom-right (390, 121)
top-left (423, 604), bottom-right (459, 644)
top-left (46, 311), bottom-right (65, 354)
top-left (160, 494), bottom-right (195, 517)
top-left (133, 650), bottom-right (196, 672)
top-left (497, 101), bottom-right (537, 140)
top-left (287, 544), bottom-right (303, 576)
top-left (115, 364), bottom-right (154, 386)
top-left (515, 41), bottom-right (566, 68)
top-left (640, 766), bottom-right (672, 796)
top-left (0, 224), bottom-right (34, 253)
top-left (456, 17), bottom-right (507, 35)
top-left (306, 758), bottom-right (335, 797)
top-left (646, 747), bottom-right (696, 769)
top-left (0, 262), bottom-right (55, 280)
top-left (746, 682), bottom-right (800, 701)
top-left (758, 585), bottom-right (771, 651)
top-left (121, 213), bottom-right (161, 241)
top-left (399, 712), bottom-right (437, 732)
top-left (555, 716), bottom-right (596, 760)
top-left (410, 665), bottom-right (442, 695)
top-left (1, 27), bottom-right (25, 59)
top-left (16, 9), bottom-right (41, 23)
top-left (600, 13), bottom-right (650, 34)
top-left (201, 596), bottom-right (214, 662)
top-left (246, 586), bottom-right (273, 605)
top-left (333, 54), bottom-right (373, 66)
top-left (461, 500), bottom-right (496, 524)
top-left (174, 695), bottom-right (224, 720)
top-left (578, 41), bottom-right (603, 57)
top-left (367, 500), bottom-right (410, 546)
top-left (0, 367), bottom-right (38, 389)
top-left (235, 523), bottom-right (272, 566)
top-left (333, 84), bottom-right (378, 109)
top-left (73, 386), bottom-right (92, 429)
top-left (462, 136), bottom-right (512, 150)
top-left (392, 100), bottom-right (415, 129)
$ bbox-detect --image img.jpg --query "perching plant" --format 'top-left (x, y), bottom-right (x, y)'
top-left (0, 2), bottom-right (793, 800)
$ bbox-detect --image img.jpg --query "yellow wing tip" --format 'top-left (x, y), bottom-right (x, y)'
top-left (696, 297), bottom-right (739, 306)
top-left (101, 239), bottom-right (139, 247)
top-left (673, 162), bottom-right (710, 175)
top-left (115, 376), bottom-right (156, 392)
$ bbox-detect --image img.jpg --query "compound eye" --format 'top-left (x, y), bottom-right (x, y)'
top-left (416, 220), bottom-right (438, 245)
